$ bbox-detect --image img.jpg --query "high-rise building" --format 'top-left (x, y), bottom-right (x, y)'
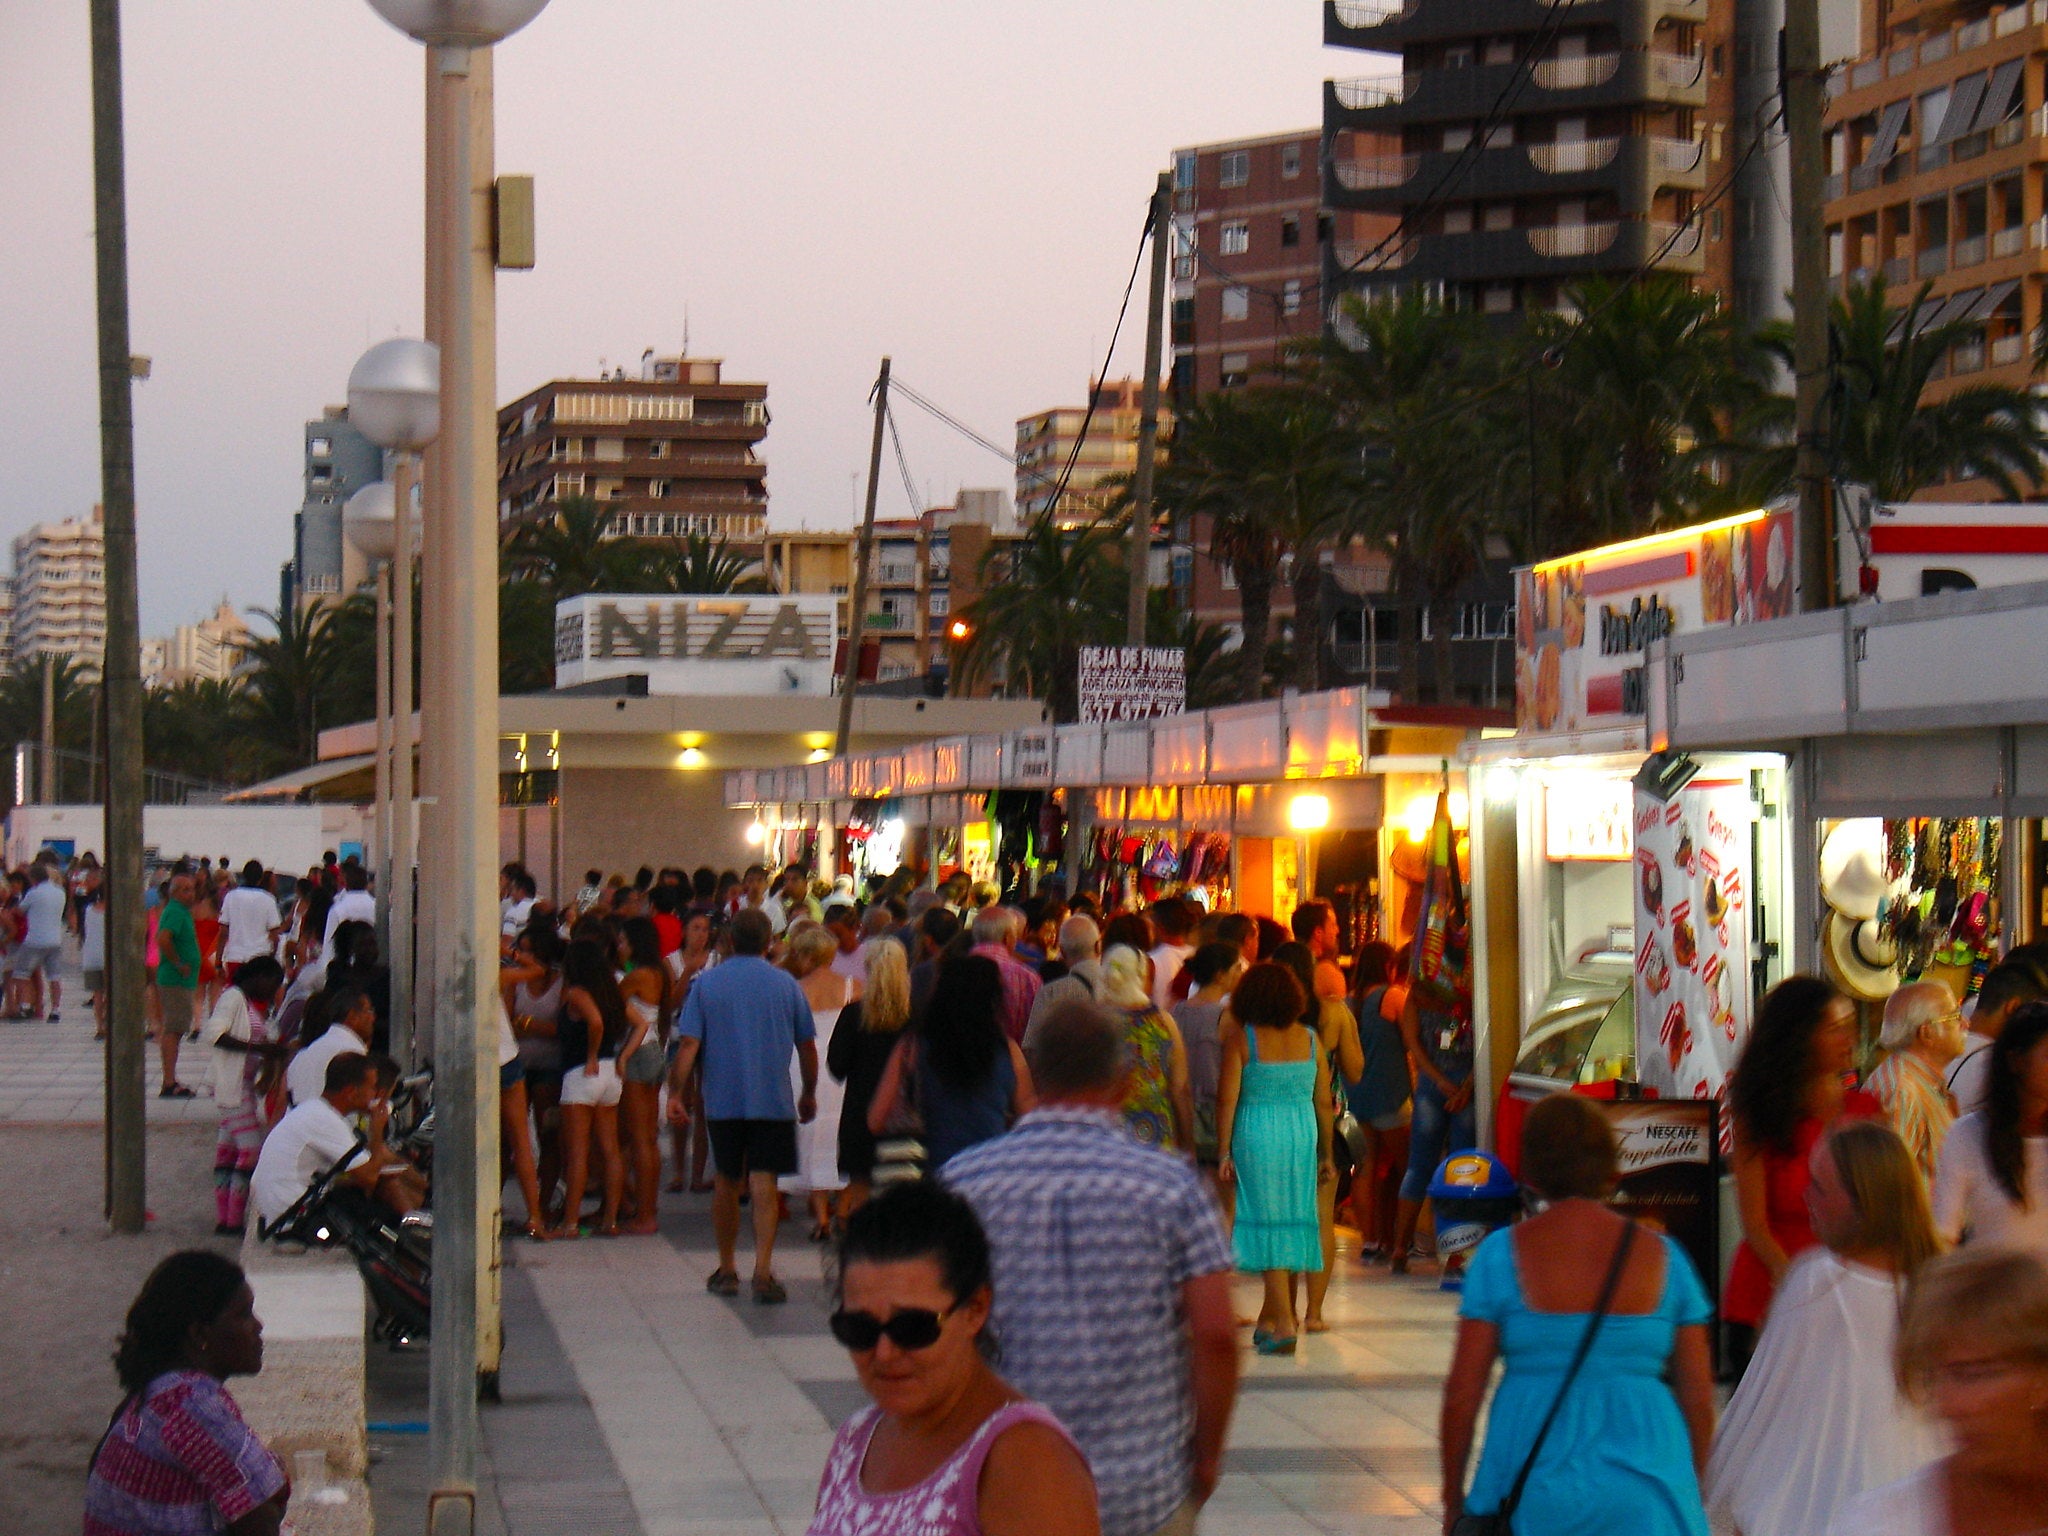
top-left (1822, 0), bottom-right (2040, 428)
top-left (11, 507), bottom-right (107, 675)
top-left (1015, 379), bottom-right (1169, 525)
top-left (291, 407), bottom-right (384, 607)
top-left (141, 600), bottom-right (251, 689)
top-left (1322, 0), bottom-right (1737, 316)
top-left (497, 352), bottom-right (770, 546)
top-left (1170, 127), bottom-right (1399, 400)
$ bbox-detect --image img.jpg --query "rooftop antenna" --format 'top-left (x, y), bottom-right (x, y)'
top-left (682, 306), bottom-right (690, 357)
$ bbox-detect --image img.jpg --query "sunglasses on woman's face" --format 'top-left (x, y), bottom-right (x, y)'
top-left (829, 1304), bottom-right (956, 1353)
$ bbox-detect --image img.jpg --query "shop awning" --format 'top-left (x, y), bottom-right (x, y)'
top-left (1972, 58), bottom-right (2024, 133)
top-left (1861, 99), bottom-right (1910, 168)
top-left (1966, 278), bottom-right (2020, 321)
top-left (222, 753), bottom-right (378, 804)
top-left (1930, 71), bottom-right (1989, 147)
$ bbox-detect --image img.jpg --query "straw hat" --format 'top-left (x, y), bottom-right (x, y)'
top-left (1824, 911), bottom-right (1900, 1002)
top-left (1820, 819), bottom-right (1889, 920)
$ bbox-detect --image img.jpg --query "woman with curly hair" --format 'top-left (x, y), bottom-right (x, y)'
top-left (1724, 974), bottom-right (1881, 1371)
top-left (85, 1251), bottom-right (289, 1535)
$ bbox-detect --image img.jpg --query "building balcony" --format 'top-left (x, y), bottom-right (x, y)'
top-left (1326, 132), bottom-right (1704, 212)
top-left (1326, 49), bottom-right (1706, 129)
top-left (1325, 0), bottom-right (1704, 50)
top-left (1329, 217), bottom-right (1702, 288)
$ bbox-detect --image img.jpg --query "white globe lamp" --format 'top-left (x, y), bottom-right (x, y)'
top-left (363, 0), bottom-right (550, 46)
top-left (346, 338), bottom-right (441, 452)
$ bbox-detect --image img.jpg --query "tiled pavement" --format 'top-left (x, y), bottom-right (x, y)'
top-left (0, 952), bottom-right (1459, 1534)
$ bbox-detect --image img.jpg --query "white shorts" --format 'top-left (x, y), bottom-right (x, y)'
top-left (561, 1059), bottom-right (622, 1108)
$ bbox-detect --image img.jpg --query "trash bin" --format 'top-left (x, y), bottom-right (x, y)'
top-left (1427, 1151), bottom-right (1520, 1289)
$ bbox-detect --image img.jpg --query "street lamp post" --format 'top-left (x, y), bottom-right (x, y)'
top-left (361, 6), bottom-right (543, 1524)
top-left (343, 483), bottom-right (398, 982)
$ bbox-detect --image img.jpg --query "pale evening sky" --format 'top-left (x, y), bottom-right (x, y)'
top-left (1, 1), bottom-right (1354, 634)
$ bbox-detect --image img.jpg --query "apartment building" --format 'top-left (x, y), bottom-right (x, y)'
top-left (11, 508), bottom-right (107, 675)
top-left (497, 353), bottom-right (769, 546)
top-left (1321, 0), bottom-right (1737, 316)
top-left (291, 407), bottom-right (384, 606)
top-left (142, 600), bottom-right (251, 689)
top-left (1170, 127), bottom-right (1398, 400)
top-left (1015, 379), bottom-right (1168, 525)
top-left (1822, 0), bottom-right (2045, 414)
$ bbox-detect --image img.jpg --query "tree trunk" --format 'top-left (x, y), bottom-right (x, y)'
top-left (1392, 563), bottom-right (1421, 703)
top-left (1289, 545), bottom-right (1323, 694)
top-left (1236, 566), bottom-right (1274, 702)
top-left (1429, 592), bottom-right (1458, 703)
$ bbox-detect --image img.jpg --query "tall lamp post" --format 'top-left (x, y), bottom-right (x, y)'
top-left (343, 482), bottom-right (398, 985)
top-left (361, 3), bottom-right (544, 1523)
top-left (348, 338), bottom-right (437, 1072)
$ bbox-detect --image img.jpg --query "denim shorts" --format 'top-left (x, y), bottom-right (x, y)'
top-left (1399, 1072), bottom-right (1476, 1203)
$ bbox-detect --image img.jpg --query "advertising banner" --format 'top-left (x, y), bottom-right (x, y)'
top-left (1078, 646), bottom-right (1186, 722)
top-left (1515, 509), bottom-right (1795, 735)
top-left (553, 594), bottom-right (839, 695)
top-left (1598, 1097), bottom-right (1722, 1309)
top-left (1632, 780), bottom-right (1754, 1113)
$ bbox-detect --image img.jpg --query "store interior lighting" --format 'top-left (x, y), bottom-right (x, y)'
top-left (1287, 793), bottom-right (1331, 832)
top-left (744, 820), bottom-right (767, 845)
top-left (675, 747), bottom-right (707, 769)
top-left (1400, 789), bottom-right (1469, 843)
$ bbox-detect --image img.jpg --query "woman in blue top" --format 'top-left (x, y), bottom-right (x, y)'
top-left (1440, 1093), bottom-right (1717, 1535)
top-left (869, 954), bottom-right (1034, 1172)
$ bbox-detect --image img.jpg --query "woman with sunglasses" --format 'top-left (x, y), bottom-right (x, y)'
top-left (809, 1181), bottom-right (1099, 1536)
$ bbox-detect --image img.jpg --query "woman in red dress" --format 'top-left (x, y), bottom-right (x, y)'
top-left (1724, 974), bottom-right (1881, 1373)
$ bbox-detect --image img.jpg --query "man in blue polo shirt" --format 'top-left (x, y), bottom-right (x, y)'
top-left (668, 907), bottom-right (816, 1304)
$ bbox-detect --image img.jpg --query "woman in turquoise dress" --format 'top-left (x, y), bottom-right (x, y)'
top-left (1216, 961), bottom-right (1331, 1355)
top-left (1441, 1093), bottom-right (1717, 1534)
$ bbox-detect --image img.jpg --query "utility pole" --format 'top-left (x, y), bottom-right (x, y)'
top-left (1786, 0), bottom-right (1834, 611)
top-left (1128, 172), bottom-right (1172, 647)
top-left (88, 0), bottom-right (147, 1234)
top-left (835, 357), bottom-right (890, 758)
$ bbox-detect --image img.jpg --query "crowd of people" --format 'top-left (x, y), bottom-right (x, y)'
top-left (70, 850), bottom-right (2048, 1535)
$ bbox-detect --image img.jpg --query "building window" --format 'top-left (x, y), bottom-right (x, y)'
top-left (1483, 203), bottom-right (1513, 231)
top-left (1709, 209), bottom-right (1725, 241)
top-left (309, 436), bottom-right (332, 458)
top-left (1281, 143), bottom-right (1302, 178)
top-left (651, 479), bottom-right (672, 497)
top-left (1219, 352), bottom-right (1251, 388)
top-left (1172, 220), bottom-right (1197, 278)
top-left (1280, 213), bottom-right (1300, 247)
top-left (743, 401), bottom-right (769, 426)
top-left (648, 440), bottom-right (669, 458)
top-left (1443, 205), bottom-right (1474, 234)
top-left (1443, 123), bottom-right (1474, 152)
top-left (1445, 41), bottom-right (1474, 68)
top-left (1219, 221), bottom-right (1250, 255)
top-left (1222, 285), bottom-right (1251, 322)
top-left (1173, 150), bottom-right (1197, 190)
top-left (1220, 150), bottom-right (1250, 187)
top-left (1482, 284), bottom-right (1515, 314)
top-left (1283, 278), bottom-right (1302, 315)
top-left (1317, 213), bottom-right (1333, 242)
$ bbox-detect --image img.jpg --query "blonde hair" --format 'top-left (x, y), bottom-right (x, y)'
top-left (1822, 1119), bottom-right (1943, 1278)
top-left (1897, 1248), bottom-right (2048, 1398)
top-left (859, 939), bottom-right (910, 1034)
top-left (1101, 945), bottom-right (1152, 1010)
top-left (786, 925), bottom-right (839, 977)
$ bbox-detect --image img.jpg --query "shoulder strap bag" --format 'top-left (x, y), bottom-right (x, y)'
top-left (1450, 1219), bottom-right (1639, 1536)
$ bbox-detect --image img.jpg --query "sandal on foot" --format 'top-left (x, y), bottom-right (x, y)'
top-left (706, 1268), bottom-right (741, 1296)
top-left (752, 1276), bottom-right (788, 1305)
top-left (1255, 1333), bottom-right (1299, 1356)
top-left (159, 1084), bottom-right (195, 1099)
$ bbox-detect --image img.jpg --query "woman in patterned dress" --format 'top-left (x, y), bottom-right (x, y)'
top-left (200, 957), bottom-right (290, 1237)
top-left (1099, 945), bottom-right (1194, 1153)
top-left (807, 1181), bottom-right (1098, 1536)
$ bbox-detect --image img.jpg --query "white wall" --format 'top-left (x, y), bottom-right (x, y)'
top-left (6, 804), bottom-right (335, 873)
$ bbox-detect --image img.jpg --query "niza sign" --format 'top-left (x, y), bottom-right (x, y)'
top-left (554, 594), bottom-right (839, 696)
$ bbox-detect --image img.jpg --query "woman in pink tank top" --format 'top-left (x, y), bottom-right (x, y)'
top-left (808, 1181), bottom-right (1098, 1536)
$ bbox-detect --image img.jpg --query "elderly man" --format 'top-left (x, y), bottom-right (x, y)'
top-left (969, 905), bottom-right (1043, 1043)
top-left (1024, 914), bottom-right (1104, 1047)
top-left (946, 999), bottom-right (1238, 1536)
top-left (1868, 979), bottom-right (1965, 1179)
top-left (1948, 960), bottom-right (2047, 1115)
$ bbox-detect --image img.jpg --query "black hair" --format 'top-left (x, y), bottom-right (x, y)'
top-left (1233, 961), bottom-right (1307, 1031)
top-left (366, 1053), bottom-right (403, 1088)
top-left (324, 1052), bottom-right (375, 1096)
top-left (1184, 941), bottom-right (1241, 990)
top-left (1289, 900), bottom-right (1333, 945)
top-left (920, 906), bottom-right (961, 947)
top-left (241, 860), bottom-right (266, 886)
top-left (233, 955), bottom-right (285, 1000)
top-left (1254, 916), bottom-right (1289, 963)
top-left (516, 918), bottom-right (565, 968)
top-left (1149, 896), bottom-right (1196, 941)
top-left (1729, 973), bottom-right (1844, 1155)
top-left (562, 938), bottom-right (629, 1055)
top-left (341, 861), bottom-right (369, 892)
top-left (1986, 1002), bottom-right (2048, 1209)
top-left (1975, 962), bottom-right (2048, 1024)
top-left (649, 884), bottom-right (680, 916)
top-left (1212, 912), bottom-right (1256, 954)
top-left (1101, 911), bottom-right (1154, 957)
top-left (1269, 941), bottom-right (1320, 1025)
top-left (113, 1251), bottom-right (247, 1394)
top-left (324, 984), bottom-right (371, 1028)
top-left (1353, 940), bottom-right (1400, 991)
top-left (330, 919), bottom-right (374, 969)
top-left (620, 915), bottom-right (665, 975)
top-left (692, 866), bottom-right (717, 900)
top-left (634, 866), bottom-right (654, 891)
top-left (920, 954), bottom-right (1005, 1092)
top-left (836, 1181), bottom-right (997, 1360)
top-left (730, 908), bottom-right (773, 956)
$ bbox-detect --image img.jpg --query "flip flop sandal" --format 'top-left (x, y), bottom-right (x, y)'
top-left (706, 1268), bottom-right (741, 1296)
top-left (752, 1276), bottom-right (789, 1305)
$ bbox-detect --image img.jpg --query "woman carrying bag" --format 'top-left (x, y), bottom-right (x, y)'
top-left (1439, 1093), bottom-right (1716, 1535)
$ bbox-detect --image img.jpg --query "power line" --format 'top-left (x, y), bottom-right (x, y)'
top-left (883, 403), bottom-right (922, 516)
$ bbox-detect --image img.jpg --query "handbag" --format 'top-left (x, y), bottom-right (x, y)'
top-left (872, 1037), bottom-right (928, 1186)
top-left (1450, 1220), bottom-right (1639, 1536)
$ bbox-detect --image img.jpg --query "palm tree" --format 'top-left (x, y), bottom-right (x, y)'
top-left (1789, 277), bottom-right (2048, 506)
top-left (647, 534), bottom-right (767, 594)
top-left (501, 495), bottom-right (648, 600)
top-left (499, 579), bottom-right (557, 694)
top-left (956, 517), bottom-right (1125, 722)
top-left (143, 677), bottom-right (250, 785)
top-left (238, 601), bottom-right (344, 775)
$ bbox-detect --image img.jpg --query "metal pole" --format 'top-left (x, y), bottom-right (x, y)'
top-left (391, 455), bottom-right (416, 1069)
top-left (373, 560), bottom-right (393, 970)
top-left (424, 40), bottom-right (500, 1525)
top-left (88, 0), bottom-right (146, 1234)
top-left (834, 357), bottom-right (891, 757)
top-left (1786, 0), bottom-right (1833, 611)
top-left (1128, 171), bottom-right (1171, 647)
top-left (40, 653), bottom-right (56, 804)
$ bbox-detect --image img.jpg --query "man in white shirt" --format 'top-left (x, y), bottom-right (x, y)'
top-left (1146, 897), bottom-right (1198, 1012)
top-left (500, 864), bottom-right (538, 954)
top-left (322, 862), bottom-right (377, 962)
top-left (1949, 962), bottom-right (2045, 1115)
top-left (219, 861), bottom-right (282, 981)
top-left (7, 861), bottom-right (68, 1021)
top-left (252, 1052), bottom-right (388, 1228)
top-left (286, 986), bottom-right (375, 1106)
top-left (761, 864), bottom-right (814, 936)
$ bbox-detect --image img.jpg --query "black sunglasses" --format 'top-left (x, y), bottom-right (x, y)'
top-left (829, 1304), bottom-right (956, 1352)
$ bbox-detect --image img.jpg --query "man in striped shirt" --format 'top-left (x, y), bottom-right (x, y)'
top-left (1868, 979), bottom-right (1965, 1181)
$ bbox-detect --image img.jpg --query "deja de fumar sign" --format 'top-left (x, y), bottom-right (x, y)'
top-left (554, 594), bottom-right (840, 696)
